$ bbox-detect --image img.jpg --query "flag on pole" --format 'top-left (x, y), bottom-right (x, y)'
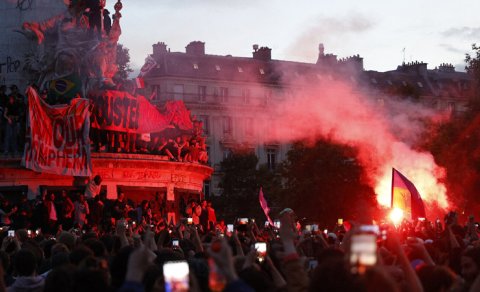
top-left (391, 168), bottom-right (426, 220)
top-left (259, 187), bottom-right (274, 226)
top-left (135, 77), bottom-right (145, 89)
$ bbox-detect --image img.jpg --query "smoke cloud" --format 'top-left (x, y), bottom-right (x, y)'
top-left (241, 74), bottom-right (450, 216)
top-left (286, 14), bottom-right (374, 61)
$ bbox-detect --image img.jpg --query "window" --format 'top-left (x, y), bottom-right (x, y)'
top-left (223, 148), bottom-right (232, 159)
top-left (198, 115), bottom-right (209, 135)
top-left (203, 180), bottom-right (211, 197)
top-left (448, 102), bottom-right (455, 112)
top-left (245, 118), bottom-right (254, 136)
top-left (150, 85), bottom-right (160, 100)
top-left (220, 87), bottom-right (229, 103)
top-left (198, 85), bottom-right (206, 102)
top-left (238, 67), bottom-right (243, 73)
top-left (206, 146), bottom-right (211, 164)
top-left (242, 88), bottom-right (251, 104)
top-left (193, 63), bottom-right (199, 70)
top-left (173, 84), bottom-right (184, 100)
top-left (223, 116), bottom-right (232, 134)
top-left (266, 149), bottom-right (277, 170)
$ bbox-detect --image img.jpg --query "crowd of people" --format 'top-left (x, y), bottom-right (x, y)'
top-left (92, 125), bottom-right (208, 164)
top-left (0, 183), bottom-right (478, 292)
top-left (0, 85), bottom-right (27, 156)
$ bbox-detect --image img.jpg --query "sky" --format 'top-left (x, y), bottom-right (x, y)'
top-left (108, 0), bottom-right (480, 75)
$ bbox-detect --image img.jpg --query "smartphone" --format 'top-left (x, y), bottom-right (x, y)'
top-left (227, 224), bottom-right (234, 233)
top-left (350, 233), bottom-right (377, 274)
top-left (255, 242), bottom-right (267, 263)
top-left (27, 230), bottom-right (32, 236)
top-left (418, 217), bottom-right (426, 222)
top-left (305, 225), bottom-right (312, 232)
top-left (359, 225), bottom-right (380, 235)
top-left (172, 239), bottom-right (180, 248)
top-left (274, 220), bottom-right (281, 229)
top-left (264, 221), bottom-right (269, 227)
top-left (238, 218), bottom-right (249, 225)
top-left (308, 259), bottom-right (318, 270)
top-left (8, 230), bottom-right (14, 237)
top-left (338, 218), bottom-right (343, 225)
top-left (187, 218), bottom-right (193, 225)
top-left (311, 224), bottom-right (318, 231)
top-left (35, 229), bottom-right (40, 235)
top-left (163, 261), bottom-right (189, 292)
top-left (250, 218), bottom-right (255, 223)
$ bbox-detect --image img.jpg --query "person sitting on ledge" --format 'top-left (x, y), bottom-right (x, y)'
top-left (84, 175), bottom-right (102, 200)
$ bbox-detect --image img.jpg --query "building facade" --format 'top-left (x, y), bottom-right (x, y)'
top-left (141, 41), bottom-right (471, 197)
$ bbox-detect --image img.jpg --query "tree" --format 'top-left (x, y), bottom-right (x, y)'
top-left (115, 43), bottom-right (133, 82)
top-left (280, 140), bottom-right (378, 226)
top-left (465, 43), bottom-right (480, 96)
top-left (421, 44), bottom-right (480, 215)
top-left (213, 150), bottom-right (283, 222)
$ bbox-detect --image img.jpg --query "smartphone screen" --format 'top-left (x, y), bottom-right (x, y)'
top-left (312, 224), bottom-right (318, 231)
top-left (187, 218), bottom-right (193, 225)
top-left (350, 234), bottom-right (377, 274)
top-left (163, 261), bottom-right (189, 292)
top-left (8, 230), bottom-right (14, 237)
top-left (305, 225), bottom-right (312, 232)
top-left (255, 242), bottom-right (267, 262)
top-left (274, 220), bottom-right (281, 229)
top-left (359, 225), bottom-right (379, 235)
top-left (227, 224), bottom-right (234, 233)
top-left (172, 239), bottom-right (179, 247)
top-left (338, 218), bottom-right (343, 225)
top-left (238, 218), bottom-right (249, 225)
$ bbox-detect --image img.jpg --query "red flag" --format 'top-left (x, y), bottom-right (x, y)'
top-left (391, 168), bottom-right (426, 220)
top-left (135, 77), bottom-right (145, 89)
top-left (22, 87), bottom-right (92, 176)
top-left (259, 187), bottom-right (274, 226)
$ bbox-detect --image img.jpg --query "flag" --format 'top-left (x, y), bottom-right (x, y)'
top-left (47, 73), bottom-right (83, 103)
top-left (259, 187), bottom-right (274, 226)
top-left (391, 168), bottom-right (426, 219)
top-left (135, 77), bottom-right (145, 89)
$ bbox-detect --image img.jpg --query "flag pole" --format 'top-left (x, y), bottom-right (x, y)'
top-left (391, 168), bottom-right (394, 209)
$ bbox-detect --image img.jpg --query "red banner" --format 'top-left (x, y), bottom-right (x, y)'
top-left (89, 90), bottom-right (172, 133)
top-left (22, 87), bottom-right (92, 176)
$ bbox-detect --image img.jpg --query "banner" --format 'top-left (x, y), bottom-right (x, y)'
top-left (89, 90), bottom-right (172, 134)
top-left (259, 187), bottom-right (274, 226)
top-left (391, 168), bottom-right (426, 220)
top-left (22, 87), bottom-right (92, 176)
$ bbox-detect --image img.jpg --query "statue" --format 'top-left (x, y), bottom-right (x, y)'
top-left (18, 0), bottom-right (123, 102)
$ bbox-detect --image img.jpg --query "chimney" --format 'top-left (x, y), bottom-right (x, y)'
top-left (318, 43), bottom-right (325, 57)
top-left (252, 46), bottom-right (271, 61)
top-left (186, 41), bottom-right (205, 55)
top-left (153, 42), bottom-right (168, 59)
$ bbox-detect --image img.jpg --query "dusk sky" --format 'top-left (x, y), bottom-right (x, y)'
top-left (109, 0), bottom-right (480, 75)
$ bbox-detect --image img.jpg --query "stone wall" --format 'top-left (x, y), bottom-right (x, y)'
top-left (0, 0), bottom-right (65, 89)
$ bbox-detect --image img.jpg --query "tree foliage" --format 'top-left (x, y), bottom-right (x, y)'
top-left (280, 140), bottom-right (378, 225)
top-left (213, 150), bottom-right (282, 222)
top-left (421, 44), bottom-right (480, 213)
top-left (115, 43), bottom-right (133, 82)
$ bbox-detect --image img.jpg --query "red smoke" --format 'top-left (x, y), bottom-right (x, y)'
top-left (249, 78), bottom-right (449, 216)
